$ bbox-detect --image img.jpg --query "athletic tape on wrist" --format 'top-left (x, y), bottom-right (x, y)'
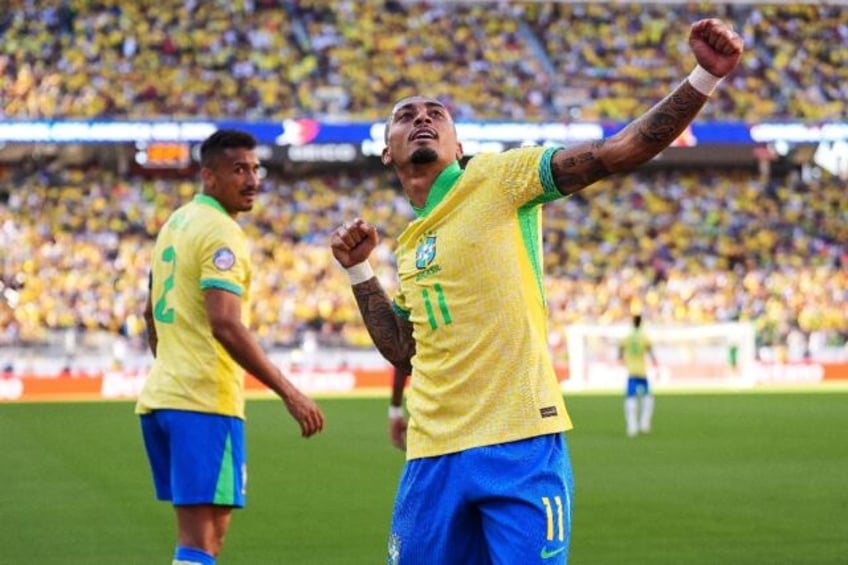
top-left (346, 261), bottom-right (374, 285)
top-left (388, 405), bottom-right (404, 419)
top-left (687, 65), bottom-right (722, 96)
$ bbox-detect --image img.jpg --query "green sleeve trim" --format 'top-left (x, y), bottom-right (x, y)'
top-left (392, 302), bottom-right (411, 320)
top-left (525, 146), bottom-right (566, 207)
top-left (201, 278), bottom-right (243, 296)
top-left (514, 146), bottom-right (564, 305)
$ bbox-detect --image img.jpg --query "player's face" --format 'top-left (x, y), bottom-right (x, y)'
top-left (202, 147), bottom-right (261, 216)
top-left (382, 97), bottom-right (462, 168)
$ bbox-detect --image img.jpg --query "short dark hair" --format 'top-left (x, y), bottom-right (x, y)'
top-left (633, 315), bottom-right (643, 328)
top-left (200, 129), bottom-right (257, 167)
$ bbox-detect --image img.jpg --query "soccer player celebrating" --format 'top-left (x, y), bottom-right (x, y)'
top-left (620, 314), bottom-right (660, 437)
top-left (331, 18), bottom-right (743, 564)
top-left (138, 130), bottom-right (324, 565)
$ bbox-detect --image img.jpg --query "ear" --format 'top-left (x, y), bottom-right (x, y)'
top-left (455, 141), bottom-right (464, 161)
top-left (200, 167), bottom-right (214, 189)
top-left (381, 146), bottom-right (393, 166)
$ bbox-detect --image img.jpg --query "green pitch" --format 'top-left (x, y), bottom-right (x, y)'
top-left (1, 392), bottom-right (846, 564)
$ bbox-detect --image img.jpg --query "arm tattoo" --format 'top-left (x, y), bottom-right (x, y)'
top-left (551, 140), bottom-right (611, 195)
top-left (636, 85), bottom-right (706, 147)
top-left (552, 82), bottom-right (707, 196)
top-left (352, 278), bottom-right (415, 366)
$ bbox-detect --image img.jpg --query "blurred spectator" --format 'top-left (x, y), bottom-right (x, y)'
top-left (523, 2), bottom-right (847, 121)
top-left (0, 1), bottom-right (846, 360)
top-left (1, 2), bottom-right (845, 121)
top-left (0, 163), bottom-right (845, 357)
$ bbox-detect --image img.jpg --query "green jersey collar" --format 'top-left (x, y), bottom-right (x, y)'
top-left (412, 161), bottom-right (463, 218)
top-left (194, 193), bottom-right (228, 215)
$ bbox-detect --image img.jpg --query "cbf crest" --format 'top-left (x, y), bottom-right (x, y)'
top-left (415, 235), bottom-right (437, 269)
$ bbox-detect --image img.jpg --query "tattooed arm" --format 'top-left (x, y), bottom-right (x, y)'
top-left (351, 277), bottom-right (416, 367)
top-left (332, 219), bottom-right (415, 450)
top-left (551, 84), bottom-right (707, 196)
top-left (331, 218), bottom-right (416, 367)
top-left (552, 18), bottom-right (744, 197)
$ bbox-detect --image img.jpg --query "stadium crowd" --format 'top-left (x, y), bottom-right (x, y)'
top-left (1, 1), bottom-right (845, 121)
top-left (0, 1), bottom-right (846, 365)
top-left (1, 163), bottom-right (845, 361)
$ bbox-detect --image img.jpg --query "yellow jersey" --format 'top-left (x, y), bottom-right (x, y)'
top-left (136, 194), bottom-right (252, 419)
top-left (393, 147), bottom-right (573, 460)
top-left (621, 329), bottom-right (652, 378)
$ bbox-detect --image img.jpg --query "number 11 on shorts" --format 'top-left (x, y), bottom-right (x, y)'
top-left (541, 496), bottom-right (564, 542)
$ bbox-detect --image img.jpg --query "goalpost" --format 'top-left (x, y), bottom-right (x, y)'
top-left (564, 322), bottom-right (757, 391)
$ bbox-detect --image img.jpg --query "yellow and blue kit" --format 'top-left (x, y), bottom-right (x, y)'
top-left (388, 147), bottom-right (574, 564)
top-left (137, 193), bottom-right (250, 507)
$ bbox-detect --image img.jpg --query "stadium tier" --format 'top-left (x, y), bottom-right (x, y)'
top-left (0, 1), bottom-right (846, 381)
top-left (1, 163), bottom-right (845, 361)
top-left (0, 2), bottom-right (845, 121)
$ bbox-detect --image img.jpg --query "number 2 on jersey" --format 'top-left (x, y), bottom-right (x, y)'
top-left (154, 246), bottom-right (177, 324)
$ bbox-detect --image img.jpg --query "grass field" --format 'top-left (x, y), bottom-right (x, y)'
top-left (2, 391), bottom-right (847, 564)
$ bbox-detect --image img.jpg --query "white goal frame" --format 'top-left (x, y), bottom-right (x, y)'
top-left (564, 322), bottom-right (757, 391)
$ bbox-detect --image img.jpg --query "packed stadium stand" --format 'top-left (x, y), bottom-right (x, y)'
top-left (0, 1), bottom-right (846, 373)
top-left (1, 1), bottom-right (846, 121)
top-left (2, 163), bottom-right (845, 361)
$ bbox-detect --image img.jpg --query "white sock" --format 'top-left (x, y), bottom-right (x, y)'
top-left (625, 397), bottom-right (639, 436)
top-left (639, 395), bottom-right (654, 433)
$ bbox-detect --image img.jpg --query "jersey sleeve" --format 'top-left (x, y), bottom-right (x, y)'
top-left (473, 146), bottom-right (563, 208)
top-left (197, 222), bottom-right (250, 296)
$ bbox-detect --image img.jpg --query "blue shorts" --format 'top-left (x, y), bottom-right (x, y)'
top-left (388, 433), bottom-right (574, 565)
top-left (626, 376), bottom-right (650, 397)
top-left (140, 409), bottom-right (246, 507)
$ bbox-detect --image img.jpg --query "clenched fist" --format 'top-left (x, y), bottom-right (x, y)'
top-left (689, 18), bottom-right (744, 78)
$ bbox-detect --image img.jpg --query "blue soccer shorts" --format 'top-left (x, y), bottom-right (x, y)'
top-left (626, 376), bottom-right (650, 397)
top-left (140, 409), bottom-right (246, 507)
top-left (387, 433), bottom-right (574, 565)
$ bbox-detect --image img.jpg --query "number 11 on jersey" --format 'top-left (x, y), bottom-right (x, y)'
top-left (422, 283), bottom-right (452, 330)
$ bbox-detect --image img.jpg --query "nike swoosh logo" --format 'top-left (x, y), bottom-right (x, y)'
top-left (540, 546), bottom-right (566, 559)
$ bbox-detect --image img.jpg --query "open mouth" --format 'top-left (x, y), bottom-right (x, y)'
top-left (410, 128), bottom-right (437, 141)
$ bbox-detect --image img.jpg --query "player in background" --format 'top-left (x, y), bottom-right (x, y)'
top-left (620, 314), bottom-right (659, 437)
top-left (331, 18), bottom-right (743, 565)
top-left (138, 129), bottom-right (324, 565)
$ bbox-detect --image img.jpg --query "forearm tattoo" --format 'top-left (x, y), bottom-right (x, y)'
top-left (636, 83), bottom-right (706, 147)
top-left (552, 82), bottom-right (707, 196)
top-left (551, 140), bottom-right (610, 195)
top-left (352, 278), bottom-right (415, 365)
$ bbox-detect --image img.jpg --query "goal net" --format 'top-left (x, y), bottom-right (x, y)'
top-left (564, 322), bottom-right (757, 391)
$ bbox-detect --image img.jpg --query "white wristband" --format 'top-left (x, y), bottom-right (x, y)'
top-left (687, 65), bottom-right (722, 97)
top-left (388, 405), bottom-right (404, 419)
top-left (346, 261), bottom-right (374, 285)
